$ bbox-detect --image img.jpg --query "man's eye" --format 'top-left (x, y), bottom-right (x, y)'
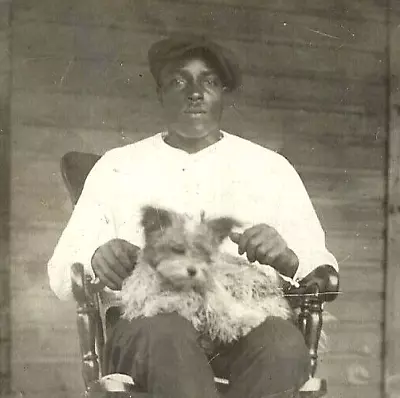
top-left (204, 77), bottom-right (219, 87)
top-left (171, 78), bottom-right (185, 87)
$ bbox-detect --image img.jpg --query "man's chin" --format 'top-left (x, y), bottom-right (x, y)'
top-left (174, 123), bottom-right (220, 139)
top-left (182, 131), bottom-right (212, 140)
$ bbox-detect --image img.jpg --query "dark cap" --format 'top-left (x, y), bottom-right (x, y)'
top-left (148, 34), bottom-right (242, 92)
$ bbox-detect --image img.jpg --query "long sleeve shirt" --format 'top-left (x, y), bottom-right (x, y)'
top-left (48, 131), bottom-right (338, 304)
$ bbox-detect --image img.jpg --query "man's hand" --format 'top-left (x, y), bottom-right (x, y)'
top-left (230, 224), bottom-right (299, 278)
top-left (91, 238), bottom-right (140, 290)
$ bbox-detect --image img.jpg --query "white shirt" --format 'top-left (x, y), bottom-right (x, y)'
top-left (48, 131), bottom-right (338, 302)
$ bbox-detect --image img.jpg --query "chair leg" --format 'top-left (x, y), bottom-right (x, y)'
top-left (297, 296), bottom-right (327, 397)
top-left (71, 263), bottom-right (102, 389)
top-left (299, 379), bottom-right (327, 398)
top-left (85, 373), bottom-right (148, 398)
top-left (297, 297), bottom-right (323, 378)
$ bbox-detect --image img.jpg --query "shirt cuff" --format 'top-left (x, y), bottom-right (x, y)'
top-left (291, 249), bottom-right (339, 283)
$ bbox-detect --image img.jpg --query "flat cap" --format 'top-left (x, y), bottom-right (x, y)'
top-left (148, 34), bottom-right (242, 92)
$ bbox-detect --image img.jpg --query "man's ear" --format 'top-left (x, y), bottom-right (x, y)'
top-left (220, 87), bottom-right (235, 109)
top-left (156, 84), bottom-right (164, 104)
top-left (141, 205), bottom-right (173, 236)
top-left (207, 217), bottom-right (241, 246)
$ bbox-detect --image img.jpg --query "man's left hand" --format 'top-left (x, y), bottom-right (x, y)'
top-left (230, 224), bottom-right (299, 278)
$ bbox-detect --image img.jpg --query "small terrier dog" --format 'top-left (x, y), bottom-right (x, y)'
top-left (120, 205), bottom-right (293, 347)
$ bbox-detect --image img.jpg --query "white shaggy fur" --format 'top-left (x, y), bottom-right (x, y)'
top-left (120, 252), bottom-right (293, 345)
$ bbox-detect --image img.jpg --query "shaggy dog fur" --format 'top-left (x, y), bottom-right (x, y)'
top-left (120, 206), bottom-right (293, 348)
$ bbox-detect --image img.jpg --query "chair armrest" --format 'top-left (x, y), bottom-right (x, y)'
top-left (285, 265), bottom-right (340, 307)
top-left (298, 264), bottom-right (339, 302)
top-left (283, 265), bottom-right (339, 385)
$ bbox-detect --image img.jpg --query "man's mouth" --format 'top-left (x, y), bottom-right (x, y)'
top-left (185, 108), bottom-right (207, 115)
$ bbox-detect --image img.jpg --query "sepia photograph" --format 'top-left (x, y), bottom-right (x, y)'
top-left (0, 1), bottom-right (399, 397)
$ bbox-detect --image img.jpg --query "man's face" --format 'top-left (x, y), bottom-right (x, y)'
top-left (158, 56), bottom-right (225, 139)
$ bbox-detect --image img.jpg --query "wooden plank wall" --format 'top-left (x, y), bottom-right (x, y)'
top-left (385, 3), bottom-right (400, 397)
top-left (9, 1), bottom-right (388, 397)
top-left (0, 0), bottom-right (12, 394)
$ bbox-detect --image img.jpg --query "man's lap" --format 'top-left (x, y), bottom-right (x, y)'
top-left (104, 312), bottom-right (309, 385)
top-left (209, 316), bottom-right (310, 395)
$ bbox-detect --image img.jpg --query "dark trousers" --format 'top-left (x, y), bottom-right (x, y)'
top-left (104, 313), bottom-right (310, 398)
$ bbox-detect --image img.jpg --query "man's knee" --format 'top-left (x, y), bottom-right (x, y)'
top-left (236, 316), bottom-right (310, 382)
top-left (257, 317), bottom-right (310, 385)
top-left (105, 313), bottom-right (201, 374)
top-left (225, 317), bottom-right (310, 395)
top-left (271, 318), bottom-right (308, 360)
top-left (249, 317), bottom-right (308, 359)
top-left (110, 312), bottom-right (200, 348)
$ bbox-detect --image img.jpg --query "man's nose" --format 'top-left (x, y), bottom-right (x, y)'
top-left (187, 83), bottom-right (204, 101)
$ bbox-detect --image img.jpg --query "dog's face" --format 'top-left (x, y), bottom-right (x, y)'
top-left (140, 205), bottom-right (240, 293)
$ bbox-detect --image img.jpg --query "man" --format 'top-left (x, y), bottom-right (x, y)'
top-left (48, 35), bottom-right (338, 398)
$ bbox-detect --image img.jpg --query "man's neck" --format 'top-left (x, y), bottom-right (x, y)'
top-left (163, 129), bottom-right (223, 154)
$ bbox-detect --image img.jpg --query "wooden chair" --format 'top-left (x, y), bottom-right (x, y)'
top-left (61, 151), bottom-right (340, 398)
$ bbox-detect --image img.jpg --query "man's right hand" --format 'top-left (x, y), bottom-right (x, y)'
top-left (91, 238), bottom-right (140, 291)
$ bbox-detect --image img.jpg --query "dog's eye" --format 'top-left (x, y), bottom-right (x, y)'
top-left (170, 244), bottom-right (186, 254)
top-left (193, 243), bottom-right (212, 261)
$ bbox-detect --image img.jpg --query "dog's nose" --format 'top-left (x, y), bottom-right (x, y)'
top-left (187, 267), bottom-right (197, 277)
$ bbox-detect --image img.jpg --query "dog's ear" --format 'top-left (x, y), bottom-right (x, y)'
top-left (141, 205), bottom-right (173, 236)
top-left (207, 217), bottom-right (241, 246)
